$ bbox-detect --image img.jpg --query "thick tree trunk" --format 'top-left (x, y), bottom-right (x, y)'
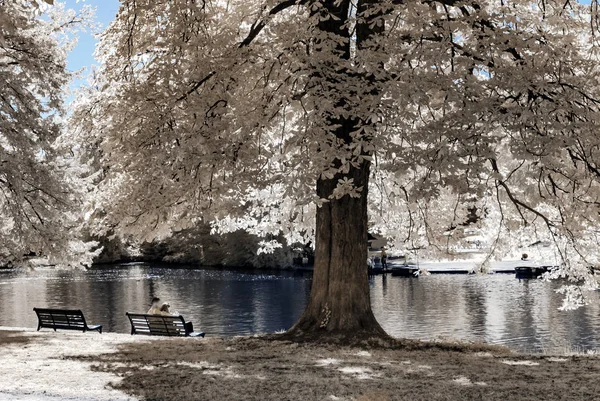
top-left (288, 160), bottom-right (387, 339)
top-left (287, 0), bottom-right (388, 341)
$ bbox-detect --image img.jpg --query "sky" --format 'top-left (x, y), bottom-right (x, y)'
top-left (62, 0), bottom-right (120, 92)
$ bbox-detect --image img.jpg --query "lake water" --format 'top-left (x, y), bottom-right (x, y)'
top-left (1, 263), bottom-right (599, 352)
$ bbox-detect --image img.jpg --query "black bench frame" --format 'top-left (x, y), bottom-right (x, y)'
top-left (33, 308), bottom-right (102, 333)
top-left (126, 312), bottom-right (204, 337)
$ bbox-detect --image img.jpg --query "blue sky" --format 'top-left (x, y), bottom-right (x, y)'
top-left (63, 0), bottom-right (120, 90)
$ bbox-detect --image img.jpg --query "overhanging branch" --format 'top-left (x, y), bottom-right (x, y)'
top-left (178, 0), bottom-right (306, 102)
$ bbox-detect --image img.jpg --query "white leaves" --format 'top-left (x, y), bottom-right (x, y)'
top-left (0, 0), bottom-right (91, 265)
top-left (331, 177), bottom-right (363, 200)
top-left (556, 285), bottom-right (589, 311)
top-left (257, 240), bottom-right (283, 255)
top-left (321, 168), bottom-right (337, 180)
top-left (69, 0), bottom-right (600, 302)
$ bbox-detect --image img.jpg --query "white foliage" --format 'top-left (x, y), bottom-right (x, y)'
top-left (0, 0), bottom-right (96, 266)
top-left (257, 239), bottom-right (283, 255)
top-left (66, 0), bottom-right (600, 306)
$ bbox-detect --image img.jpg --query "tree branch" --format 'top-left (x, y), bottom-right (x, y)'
top-left (178, 0), bottom-right (306, 102)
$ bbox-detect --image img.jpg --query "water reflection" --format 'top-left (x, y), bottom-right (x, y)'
top-left (1, 265), bottom-right (600, 352)
top-left (370, 274), bottom-right (600, 352)
top-left (0, 264), bottom-right (311, 336)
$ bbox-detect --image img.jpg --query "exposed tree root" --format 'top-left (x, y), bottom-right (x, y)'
top-left (263, 330), bottom-right (510, 354)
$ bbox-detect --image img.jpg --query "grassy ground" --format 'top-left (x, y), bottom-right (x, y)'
top-left (76, 336), bottom-right (600, 401)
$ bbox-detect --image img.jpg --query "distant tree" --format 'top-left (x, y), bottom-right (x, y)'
top-left (78, 0), bottom-right (600, 338)
top-left (0, 0), bottom-right (97, 267)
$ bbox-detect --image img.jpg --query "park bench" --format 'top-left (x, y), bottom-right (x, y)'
top-left (126, 312), bottom-right (205, 337)
top-left (33, 308), bottom-right (103, 333)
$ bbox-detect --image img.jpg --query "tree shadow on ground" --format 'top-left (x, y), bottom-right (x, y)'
top-left (0, 330), bottom-right (32, 346)
top-left (79, 336), bottom-right (600, 401)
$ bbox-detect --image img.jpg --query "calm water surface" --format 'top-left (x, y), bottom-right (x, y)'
top-left (1, 263), bottom-right (599, 352)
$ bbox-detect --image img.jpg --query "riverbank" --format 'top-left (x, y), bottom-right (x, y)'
top-left (2, 328), bottom-right (600, 400)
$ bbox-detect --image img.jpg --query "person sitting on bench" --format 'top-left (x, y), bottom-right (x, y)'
top-left (147, 297), bottom-right (162, 315)
top-left (149, 299), bottom-right (194, 333)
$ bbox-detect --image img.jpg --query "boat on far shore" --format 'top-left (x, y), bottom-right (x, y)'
top-left (514, 265), bottom-right (554, 278)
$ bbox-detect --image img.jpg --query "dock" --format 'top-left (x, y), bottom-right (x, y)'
top-left (373, 259), bottom-right (557, 276)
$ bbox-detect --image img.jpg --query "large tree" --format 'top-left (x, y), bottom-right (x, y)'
top-left (0, 0), bottom-right (94, 267)
top-left (76, 0), bottom-right (600, 338)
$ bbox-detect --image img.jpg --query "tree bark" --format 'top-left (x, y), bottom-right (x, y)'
top-left (289, 160), bottom-right (387, 339)
top-left (287, 0), bottom-right (388, 341)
